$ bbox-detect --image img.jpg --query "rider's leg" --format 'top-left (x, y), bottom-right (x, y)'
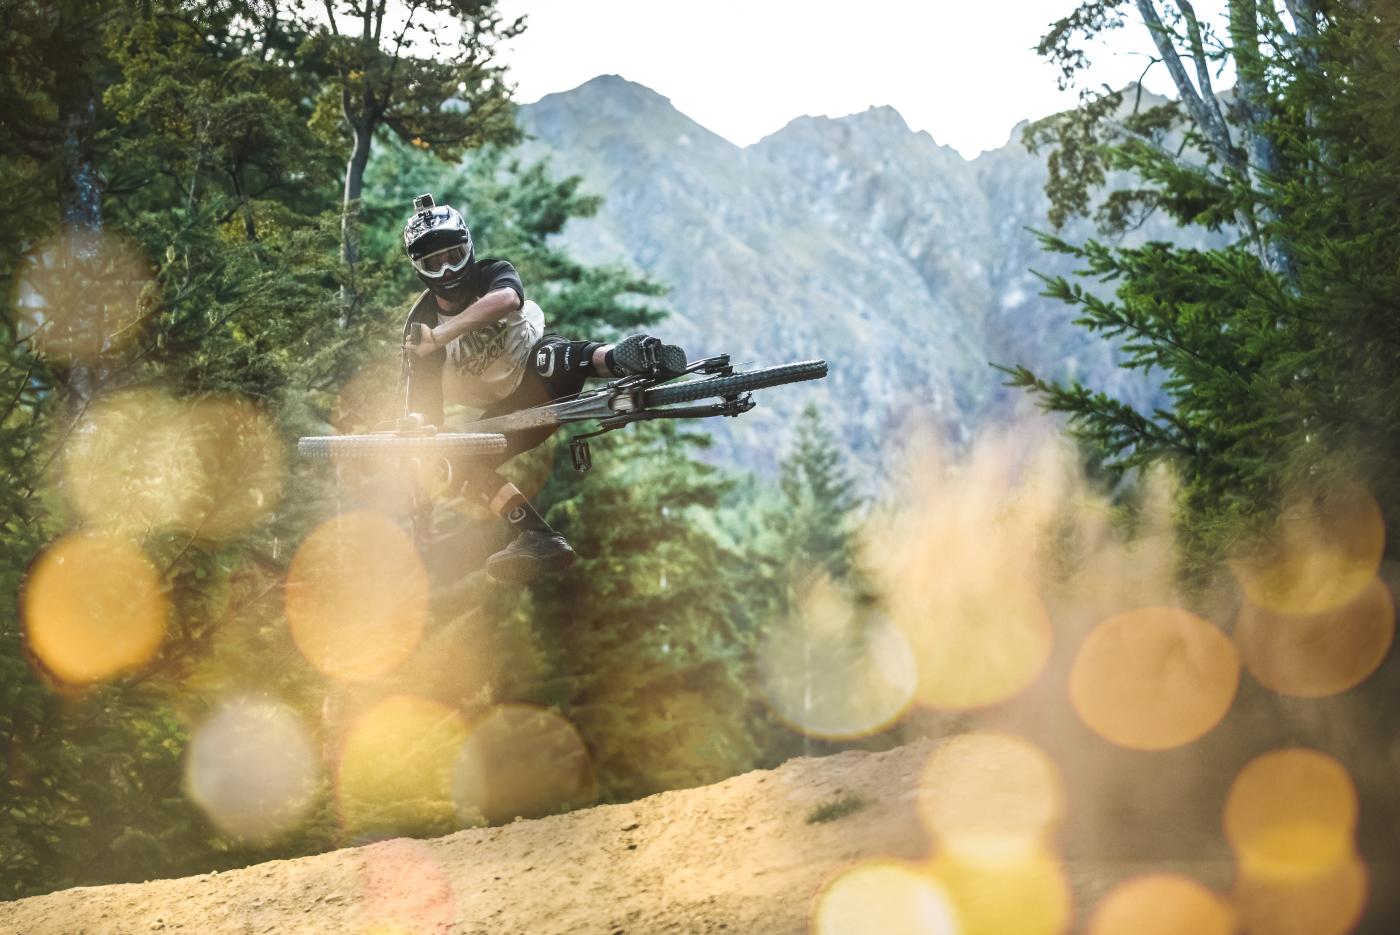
top-left (595, 333), bottom-right (687, 377)
top-left (458, 341), bottom-right (585, 583)
top-left (528, 333), bottom-right (688, 379)
top-left (455, 459), bottom-right (575, 583)
top-left (458, 331), bottom-right (686, 583)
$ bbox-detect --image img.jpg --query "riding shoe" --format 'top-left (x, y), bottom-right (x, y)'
top-left (485, 529), bottom-right (577, 583)
top-left (611, 333), bottom-right (688, 378)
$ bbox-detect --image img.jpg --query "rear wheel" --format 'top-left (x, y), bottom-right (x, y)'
top-left (641, 360), bottom-right (827, 407)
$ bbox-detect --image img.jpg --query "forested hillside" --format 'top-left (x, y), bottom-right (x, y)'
top-left (0, 0), bottom-right (870, 900)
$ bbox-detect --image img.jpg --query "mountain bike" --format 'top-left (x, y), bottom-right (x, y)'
top-left (457, 349), bottom-right (828, 472)
top-left (298, 344), bottom-right (827, 546)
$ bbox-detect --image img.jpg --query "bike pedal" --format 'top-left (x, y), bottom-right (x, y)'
top-left (570, 438), bottom-right (592, 473)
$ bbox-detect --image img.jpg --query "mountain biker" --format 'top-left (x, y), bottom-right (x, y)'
top-left (400, 194), bottom-right (686, 583)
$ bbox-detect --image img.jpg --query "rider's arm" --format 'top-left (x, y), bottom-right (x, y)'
top-left (407, 350), bottom-right (445, 426)
top-left (405, 260), bottom-right (525, 356)
top-left (429, 287), bottom-right (521, 346)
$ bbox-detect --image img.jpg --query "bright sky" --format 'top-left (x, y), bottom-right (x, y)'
top-left (496, 0), bottom-right (1232, 158)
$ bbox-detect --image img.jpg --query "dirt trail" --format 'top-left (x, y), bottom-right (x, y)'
top-left (2, 736), bottom-right (1388, 935)
top-left (3, 742), bottom-right (936, 935)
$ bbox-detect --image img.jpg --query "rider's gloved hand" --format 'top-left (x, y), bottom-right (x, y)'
top-left (404, 323), bottom-right (440, 357)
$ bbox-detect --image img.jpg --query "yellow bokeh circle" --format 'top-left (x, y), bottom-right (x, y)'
top-left (1087, 874), bottom-right (1234, 935)
top-left (1235, 576), bottom-right (1394, 699)
top-left (895, 572), bottom-right (1052, 711)
top-left (812, 860), bottom-right (959, 935)
top-left (22, 534), bottom-right (167, 685)
top-left (917, 732), bottom-right (1065, 859)
top-left (64, 391), bottom-right (283, 538)
top-left (64, 390), bottom-right (196, 535)
top-left (337, 695), bottom-right (467, 837)
top-left (930, 847), bottom-right (1072, 935)
top-left (759, 575), bottom-right (916, 740)
top-left (452, 703), bottom-right (597, 826)
top-left (285, 512), bottom-right (428, 682)
top-left (1234, 851), bottom-right (1367, 935)
top-left (1070, 606), bottom-right (1239, 751)
top-left (1224, 748), bottom-right (1358, 882)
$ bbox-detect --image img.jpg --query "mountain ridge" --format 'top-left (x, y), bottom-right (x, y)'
top-left (513, 76), bottom-right (1198, 476)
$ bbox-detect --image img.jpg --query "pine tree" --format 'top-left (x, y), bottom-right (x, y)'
top-left (769, 404), bottom-right (864, 584)
top-left (514, 424), bottom-right (763, 800)
top-left (305, 0), bottom-right (522, 284)
top-left (730, 406), bottom-right (877, 763)
top-left (1007, 1), bottom-right (1400, 554)
top-left (0, 1), bottom-right (356, 897)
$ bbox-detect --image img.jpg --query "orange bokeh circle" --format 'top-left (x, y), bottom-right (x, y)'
top-left (452, 703), bottom-right (597, 825)
top-left (1234, 851), bottom-right (1367, 935)
top-left (1236, 576), bottom-right (1394, 698)
top-left (1088, 874), bottom-right (1234, 935)
top-left (1230, 486), bottom-right (1385, 616)
top-left (916, 732), bottom-right (1065, 858)
top-left (1224, 748), bottom-right (1358, 882)
top-left (1070, 606), bottom-right (1238, 751)
top-left (22, 534), bottom-right (168, 685)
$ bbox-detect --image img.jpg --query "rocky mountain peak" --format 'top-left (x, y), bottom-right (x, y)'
top-left (546, 73), bottom-right (673, 110)
top-left (842, 103), bottom-right (913, 135)
top-left (525, 73), bottom-right (737, 156)
top-left (514, 76), bottom-right (1195, 474)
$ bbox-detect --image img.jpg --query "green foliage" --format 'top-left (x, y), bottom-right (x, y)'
top-left (0, 0), bottom-right (845, 902)
top-left (1010, 1), bottom-right (1400, 555)
top-left (510, 424), bottom-right (763, 800)
top-left (304, 0), bottom-right (523, 276)
top-left (306, 0), bottom-right (521, 162)
top-left (725, 406), bottom-right (881, 765)
top-left (0, 0), bottom-right (361, 899)
top-left (768, 404), bottom-right (864, 583)
top-left (805, 793), bottom-right (868, 825)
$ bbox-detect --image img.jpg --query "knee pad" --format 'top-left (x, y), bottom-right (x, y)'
top-left (534, 340), bottom-right (602, 377)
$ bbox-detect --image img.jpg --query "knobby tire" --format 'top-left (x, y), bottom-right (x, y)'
top-left (297, 433), bottom-right (507, 460)
top-left (641, 360), bottom-right (827, 407)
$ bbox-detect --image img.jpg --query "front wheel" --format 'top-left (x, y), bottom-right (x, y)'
top-left (641, 359), bottom-right (828, 407)
top-left (296, 432), bottom-right (508, 460)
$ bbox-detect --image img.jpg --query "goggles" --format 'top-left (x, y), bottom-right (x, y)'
top-left (412, 244), bottom-right (471, 278)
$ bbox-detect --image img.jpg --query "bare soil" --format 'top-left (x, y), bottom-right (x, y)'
top-left (3, 737), bottom-right (1394, 935)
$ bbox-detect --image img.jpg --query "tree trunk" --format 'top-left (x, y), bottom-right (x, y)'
top-left (341, 120), bottom-right (373, 273)
top-left (336, 120), bottom-right (374, 323)
top-left (58, 95), bottom-right (101, 230)
top-left (232, 169), bottom-right (258, 241)
top-left (55, 66), bottom-right (102, 412)
top-left (1229, 0), bottom-right (1298, 281)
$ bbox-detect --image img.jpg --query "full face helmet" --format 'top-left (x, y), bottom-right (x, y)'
top-left (403, 193), bottom-right (475, 300)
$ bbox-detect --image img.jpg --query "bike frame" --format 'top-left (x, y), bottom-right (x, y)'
top-left (458, 354), bottom-right (755, 472)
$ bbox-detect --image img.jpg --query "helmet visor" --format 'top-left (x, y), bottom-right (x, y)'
top-left (413, 244), bottom-right (471, 278)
